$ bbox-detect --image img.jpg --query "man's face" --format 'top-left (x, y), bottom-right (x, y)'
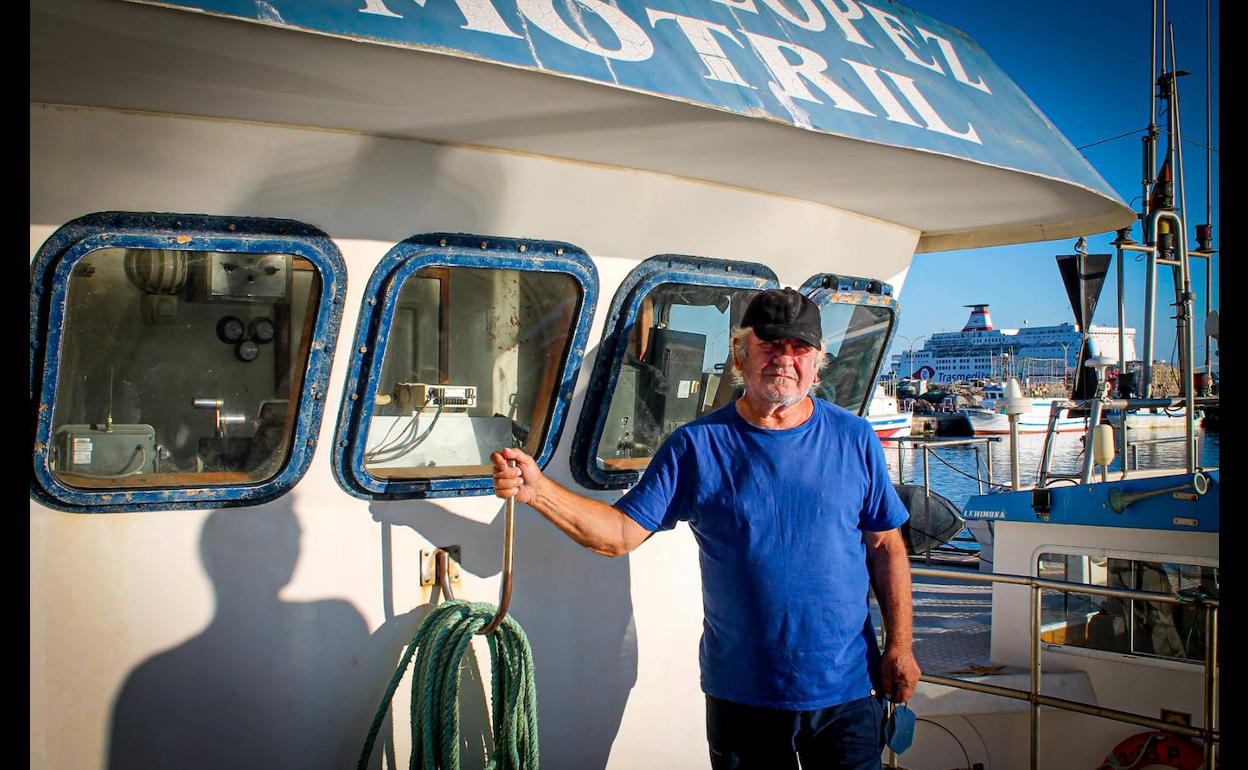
top-left (736, 331), bottom-right (821, 408)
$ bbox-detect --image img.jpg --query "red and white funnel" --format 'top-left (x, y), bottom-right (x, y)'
top-left (961, 304), bottom-right (994, 332)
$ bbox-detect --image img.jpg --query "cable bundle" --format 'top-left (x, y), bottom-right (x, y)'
top-left (358, 600), bottom-right (539, 770)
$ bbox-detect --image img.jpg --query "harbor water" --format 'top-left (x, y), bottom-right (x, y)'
top-left (883, 429), bottom-right (1220, 542)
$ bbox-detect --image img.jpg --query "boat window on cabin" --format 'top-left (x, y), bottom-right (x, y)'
top-left (49, 248), bottom-right (321, 489)
top-left (596, 283), bottom-right (759, 472)
top-left (1037, 553), bottom-right (1218, 663)
top-left (363, 266), bottom-right (579, 479)
top-left (811, 303), bottom-right (894, 412)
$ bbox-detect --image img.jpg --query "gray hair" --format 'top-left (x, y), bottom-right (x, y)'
top-left (728, 327), bottom-right (830, 388)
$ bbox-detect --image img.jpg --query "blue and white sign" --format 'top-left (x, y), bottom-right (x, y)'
top-left (144, 0), bottom-right (1121, 201)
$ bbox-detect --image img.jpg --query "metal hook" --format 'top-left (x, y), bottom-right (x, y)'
top-left (478, 462), bottom-right (517, 635)
top-left (435, 549), bottom-right (455, 601)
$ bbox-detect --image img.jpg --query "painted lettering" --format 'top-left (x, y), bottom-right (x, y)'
top-left (358, 0), bottom-right (522, 38)
top-left (647, 10), bottom-right (753, 88)
top-left (842, 59), bottom-right (920, 126)
top-left (879, 68), bottom-right (980, 143)
top-left (759, 0), bottom-right (826, 32)
top-left (742, 31), bottom-right (874, 115)
top-left (517, 0), bottom-right (654, 60)
top-left (710, 0), bottom-right (760, 14)
top-left (918, 26), bottom-right (991, 93)
top-left (861, 2), bottom-right (943, 74)
top-left (818, 0), bottom-right (872, 47)
top-left (358, 0), bottom-right (402, 18)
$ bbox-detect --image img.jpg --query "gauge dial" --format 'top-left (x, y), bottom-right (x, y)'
top-left (235, 339), bottom-right (260, 362)
top-left (250, 316), bottom-right (277, 344)
top-left (216, 315), bottom-right (245, 344)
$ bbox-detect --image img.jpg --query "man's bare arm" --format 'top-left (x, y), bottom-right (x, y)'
top-left (865, 527), bottom-right (921, 701)
top-left (492, 448), bottom-right (651, 557)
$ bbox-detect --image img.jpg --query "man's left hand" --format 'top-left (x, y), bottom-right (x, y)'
top-left (880, 646), bottom-right (921, 702)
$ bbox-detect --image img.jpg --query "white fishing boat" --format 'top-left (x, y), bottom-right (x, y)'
top-left (964, 394), bottom-right (1200, 436)
top-left (29, 0), bottom-right (1217, 768)
top-left (962, 398), bottom-right (1088, 434)
top-left (866, 384), bottom-right (914, 439)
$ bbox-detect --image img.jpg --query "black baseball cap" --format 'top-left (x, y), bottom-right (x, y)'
top-left (741, 288), bottom-right (822, 349)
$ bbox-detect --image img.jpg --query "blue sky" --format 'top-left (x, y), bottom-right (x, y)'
top-left (890, 1), bottom-right (1219, 371)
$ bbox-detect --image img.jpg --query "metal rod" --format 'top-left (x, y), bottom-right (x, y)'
top-left (1171, 23), bottom-right (1187, 228)
top-left (1117, 244), bottom-right (1126, 395)
top-left (1036, 695), bottom-right (1214, 744)
top-left (1036, 402), bottom-right (1064, 488)
top-left (1081, 400), bottom-right (1104, 484)
top-left (478, 495), bottom-right (516, 635)
top-left (985, 439), bottom-right (994, 488)
top-left (919, 674), bottom-right (1216, 742)
top-left (895, 436), bottom-right (1002, 448)
top-left (922, 447), bottom-right (931, 565)
top-left (1203, 603), bottom-right (1216, 769)
top-left (436, 549), bottom-right (455, 601)
top-left (1204, 251), bottom-right (1212, 383)
top-left (974, 446), bottom-right (984, 494)
top-left (1030, 585), bottom-right (1041, 770)
top-left (910, 566), bottom-right (1218, 607)
top-left (1009, 413), bottom-right (1021, 490)
top-left (1119, 406), bottom-right (1129, 480)
top-left (1142, 244), bottom-right (1158, 397)
top-left (1206, 0), bottom-right (1212, 229)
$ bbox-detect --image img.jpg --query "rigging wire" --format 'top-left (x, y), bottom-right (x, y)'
top-left (915, 718), bottom-right (972, 770)
top-left (1076, 126), bottom-right (1216, 154)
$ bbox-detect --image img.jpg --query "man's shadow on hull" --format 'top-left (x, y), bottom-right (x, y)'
top-left (368, 494), bottom-right (639, 770)
top-left (107, 502), bottom-right (390, 770)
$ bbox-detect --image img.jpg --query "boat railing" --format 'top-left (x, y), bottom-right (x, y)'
top-left (1126, 433), bottom-right (1204, 472)
top-left (892, 436), bottom-right (1004, 564)
top-left (1035, 395), bottom-right (1219, 488)
top-left (889, 566), bottom-right (1219, 770)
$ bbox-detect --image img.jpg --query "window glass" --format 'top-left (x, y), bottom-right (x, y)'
top-left (1038, 552), bottom-right (1218, 663)
top-left (595, 283), bottom-right (759, 472)
top-left (811, 303), bottom-right (894, 413)
top-left (362, 266), bottom-right (579, 480)
top-left (49, 248), bottom-right (321, 488)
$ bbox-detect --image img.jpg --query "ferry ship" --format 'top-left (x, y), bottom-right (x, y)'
top-left (30, 0), bottom-right (1216, 768)
top-left (890, 304), bottom-right (1138, 383)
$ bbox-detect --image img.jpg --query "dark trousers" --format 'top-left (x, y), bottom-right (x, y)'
top-left (706, 694), bottom-right (885, 770)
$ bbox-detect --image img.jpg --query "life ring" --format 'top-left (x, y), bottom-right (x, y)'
top-left (1095, 730), bottom-right (1204, 770)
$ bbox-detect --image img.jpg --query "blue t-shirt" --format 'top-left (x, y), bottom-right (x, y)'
top-left (616, 398), bottom-right (909, 711)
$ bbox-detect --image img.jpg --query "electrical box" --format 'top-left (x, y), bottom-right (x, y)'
top-left (192, 252), bottom-right (291, 302)
top-left (52, 424), bottom-right (156, 478)
top-left (640, 328), bottom-right (706, 440)
top-left (389, 383), bottom-right (478, 412)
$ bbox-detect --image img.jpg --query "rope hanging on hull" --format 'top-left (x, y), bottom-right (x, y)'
top-left (357, 600), bottom-right (539, 770)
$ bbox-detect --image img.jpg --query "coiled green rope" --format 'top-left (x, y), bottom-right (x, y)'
top-left (357, 600), bottom-right (539, 770)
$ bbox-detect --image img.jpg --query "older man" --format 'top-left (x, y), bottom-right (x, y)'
top-left (492, 288), bottom-right (919, 769)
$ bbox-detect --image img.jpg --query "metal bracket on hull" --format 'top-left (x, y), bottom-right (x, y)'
top-left (420, 545), bottom-right (462, 589)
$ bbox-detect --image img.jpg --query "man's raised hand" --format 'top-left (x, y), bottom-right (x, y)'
top-left (491, 447), bottom-right (542, 505)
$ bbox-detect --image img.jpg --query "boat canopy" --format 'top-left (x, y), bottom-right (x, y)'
top-left (32, 0), bottom-right (1134, 251)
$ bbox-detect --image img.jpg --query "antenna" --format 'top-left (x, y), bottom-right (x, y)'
top-left (1170, 22), bottom-right (1188, 228)
top-left (1205, 0), bottom-right (1212, 231)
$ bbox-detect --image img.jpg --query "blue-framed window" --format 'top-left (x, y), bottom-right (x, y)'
top-left (569, 255), bottom-right (779, 490)
top-left (29, 212), bottom-right (346, 512)
top-left (332, 234), bottom-right (598, 499)
top-left (799, 273), bottom-right (899, 416)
